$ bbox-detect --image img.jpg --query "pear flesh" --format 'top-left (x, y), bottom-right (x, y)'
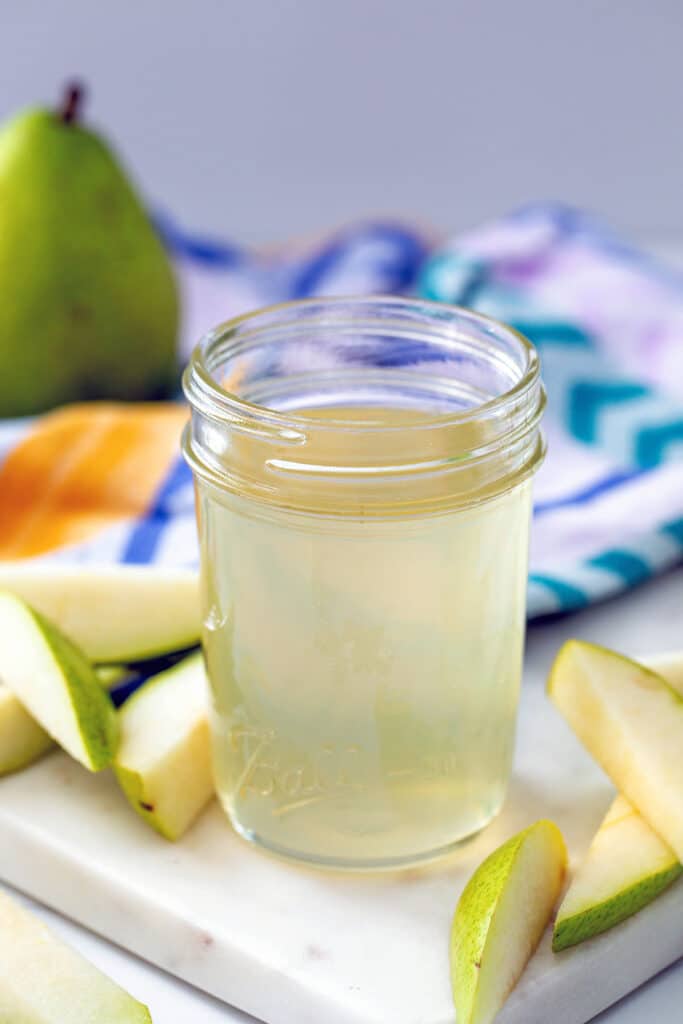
top-left (642, 649), bottom-right (683, 693)
top-left (0, 86), bottom-right (178, 416)
top-left (114, 652), bottom-right (213, 840)
top-left (0, 685), bottom-right (54, 776)
top-left (553, 794), bottom-right (681, 951)
top-left (0, 591), bottom-right (118, 771)
top-left (0, 564), bottom-right (200, 663)
top-left (0, 664), bottom-right (130, 777)
top-left (450, 820), bottom-right (567, 1024)
top-left (548, 640), bottom-right (683, 862)
top-left (0, 889), bottom-right (151, 1023)
top-left (551, 648), bottom-right (683, 950)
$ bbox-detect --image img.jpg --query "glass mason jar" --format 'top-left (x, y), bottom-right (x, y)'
top-left (182, 297), bottom-right (545, 870)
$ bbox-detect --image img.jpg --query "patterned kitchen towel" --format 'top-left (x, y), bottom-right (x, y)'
top-left (419, 202), bottom-right (683, 615)
top-left (0, 204), bottom-right (681, 618)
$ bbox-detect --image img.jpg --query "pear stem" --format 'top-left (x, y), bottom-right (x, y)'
top-left (59, 82), bottom-right (85, 125)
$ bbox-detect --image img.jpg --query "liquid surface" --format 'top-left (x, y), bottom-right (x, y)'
top-left (200, 406), bottom-right (532, 867)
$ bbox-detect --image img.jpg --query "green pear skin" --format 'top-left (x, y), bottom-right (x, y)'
top-left (450, 820), bottom-right (566, 1024)
top-left (548, 640), bottom-right (683, 862)
top-left (0, 664), bottom-right (130, 777)
top-left (553, 794), bottom-right (682, 951)
top-left (0, 86), bottom-right (178, 415)
top-left (0, 889), bottom-right (151, 1023)
top-left (0, 591), bottom-right (118, 771)
top-left (552, 648), bottom-right (683, 952)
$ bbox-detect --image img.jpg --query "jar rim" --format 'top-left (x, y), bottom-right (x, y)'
top-left (182, 295), bottom-right (545, 517)
top-left (183, 295), bottom-right (540, 434)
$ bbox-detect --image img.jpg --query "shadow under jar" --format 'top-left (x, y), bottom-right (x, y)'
top-left (182, 297), bottom-right (545, 870)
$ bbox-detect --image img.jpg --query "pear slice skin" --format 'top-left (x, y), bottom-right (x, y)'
top-left (0, 889), bottom-right (151, 1023)
top-left (114, 652), bottom-right (213, 840)
top-left (0, 565), bottom-right (200, 663)
top-left (553, 794), bottom-right (682, 951)
top-left (451, 820), bottom-right (567, 1024)
top-left (0, 592), bottom-right (118, 771)
top-left (548, 640), bottom-right (683, 862)
top-left (551, 648), bottom-right (683, 951)
top-left (0, 665), bottom-right (129, 777)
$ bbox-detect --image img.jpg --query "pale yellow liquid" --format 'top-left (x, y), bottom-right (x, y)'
top-left (199, 406), bottom-right (532, 868)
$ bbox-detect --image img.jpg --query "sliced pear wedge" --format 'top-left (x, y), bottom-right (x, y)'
top-left (553, 794), bottom-right (682, 951)
top-left (114, 652), bottom-right (213, 839)
top-left (0, 665), bottom-right (133, 777)
top-left (0, 889), bottom-right (151, 1023)
top-left (450, 820), bottom-right (567, 1024)
top-left (548, 640), bottom-right (683, 861)
top-left (0, 592), bottom-right (118, 771)
top-left (0, 564), bottom-right (199, 662)
top-left (551, 648), bottom-right (683, 951)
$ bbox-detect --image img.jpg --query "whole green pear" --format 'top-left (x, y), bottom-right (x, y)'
top-left (0, 84), bottom-right (179, 416)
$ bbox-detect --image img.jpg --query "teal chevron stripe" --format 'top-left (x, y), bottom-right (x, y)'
top-left (510, 320), bottom-right (592, 348)
top-left (568, 381), bottom-right (650, 444)
top-left (527, 522), bottom-right (683, 620)
top-left (588, 549), bottom-right (651, 586)
top-left (663, 517), bottom-right (683, 545)
top-left (419, 253), bottom-right (466, 300)
top-left (634, 420), bottom-right (683, 467)
top-left (527, 573), bottom-right (589, 610)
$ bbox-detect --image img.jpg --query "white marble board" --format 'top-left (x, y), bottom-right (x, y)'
top-left (1, 599), bottom-right (683, 1024)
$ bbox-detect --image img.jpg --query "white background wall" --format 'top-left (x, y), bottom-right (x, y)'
top-left (2, 1), bottom-right (682, 245)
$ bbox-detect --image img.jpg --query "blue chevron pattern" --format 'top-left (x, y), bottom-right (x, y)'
top-left (635, 420), bottom-right (683, 467)
top-left (509, 320), bottom-right (592, 349)
top-left (419, 203), bottom-right (683, 616)
top-left (569, 381), bottom-right (650, 444)
top-left (664, 517), bottom-right (683, 544)
top-left (588, 549), bottom-right (652, 586)
top-left (526, 516), bottom-right (683, 617)
top-left (527, 574), bottom-right (589, 614)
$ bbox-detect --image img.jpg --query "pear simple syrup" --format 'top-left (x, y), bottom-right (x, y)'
top-left (183, 298), bottom-right (545, 869)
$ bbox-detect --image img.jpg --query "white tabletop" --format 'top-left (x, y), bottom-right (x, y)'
top-left (3, 566), bottom-right (683, 1023)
